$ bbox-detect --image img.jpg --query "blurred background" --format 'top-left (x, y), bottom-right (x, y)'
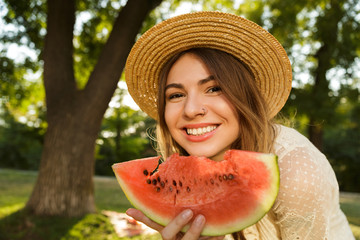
top-left (0, 0), bottom-right (359, 239)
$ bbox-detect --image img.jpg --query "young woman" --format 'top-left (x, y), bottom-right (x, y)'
top-left (123, 12), bottom-right (354, 240)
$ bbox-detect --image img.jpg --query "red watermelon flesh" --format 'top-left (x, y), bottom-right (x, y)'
top-left (112, 150), bottom-right (279, 236)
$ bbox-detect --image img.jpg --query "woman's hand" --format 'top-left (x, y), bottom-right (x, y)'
top-left (126, 208), bottom-right (224, 240)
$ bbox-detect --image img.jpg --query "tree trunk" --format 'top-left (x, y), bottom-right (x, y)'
top-left (26, 104), bottom-right (99, 216)
top-left (308, 117), bottom-right (324, 152)
top-left (308, 43), bottom-right (329, 151)
top-left (307, 0), bottom-right (342, 151)
top-left (26, 0), bottom-right (162, 217)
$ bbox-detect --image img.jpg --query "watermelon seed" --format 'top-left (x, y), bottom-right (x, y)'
top-left (218, 175), bottom-right (223, 182)
top-left (223, 175), bottom-right (228, 180)
top-left (169, 186), bottom-right (173, 192)
top-left (210, 179), bottom-right (214, 184)
top-left (156, 187), bottom-right (161, 192)
top-left (146, 179), bottom-right (151, 184)
top-left (160, 181), bottom-right (165, 188)
top-left (172, 180), bottom-right (177, 187)
top-left (143, 170), bottom-right (149, 176)
top-left (179, 181), bottom-right (183, 187)
top-left (157, 176), bottom-right (161, 182)
top-left (152, 179), bottom-right (157, 185)
top-left (176, 189), bottom-right (180, 194)
top-left (228, 174), bottom-right (234, 180)
top-left (187, 186), bottom-right (191, 192)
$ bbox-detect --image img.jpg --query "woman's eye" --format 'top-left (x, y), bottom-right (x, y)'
top-left (168, 93), bottom-right (184, 100)
top-left (207, 86), bottom-right (222, 93)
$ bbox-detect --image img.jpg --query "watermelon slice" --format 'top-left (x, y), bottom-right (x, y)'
top-left (112, 150), bottom-right (279, 236)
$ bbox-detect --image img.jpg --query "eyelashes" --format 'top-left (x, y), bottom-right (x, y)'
top-left (166, 85), bottom-right (222, 102)
top-left (168, 93), bottom-right (185, 100)
top-left (207, 86), bottom-right (222, 93)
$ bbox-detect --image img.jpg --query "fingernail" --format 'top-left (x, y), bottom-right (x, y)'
top-left (126, 208), bottom-right (135, 216)
top-left (182, 209), bottom-right (193, 219)
top-left (194, 214), bottom-right (205, 226)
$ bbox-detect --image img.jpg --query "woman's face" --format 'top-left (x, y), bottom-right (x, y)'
top-left (164, 53), bottom-right (240, 161)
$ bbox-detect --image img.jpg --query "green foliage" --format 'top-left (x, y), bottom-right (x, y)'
top-left (324, 88), bottom-right (360, 192)
top-left (142, 0), bottom-right (237, 36)
top-left (326, 126), bottom-right (360, 192)
top-left (95, 89), bottom-right (157, 175)
top-left (0, 52), bottom-right (42, 109)
top-left (1, 1), bottom-right (46, 171)
top-left (236, 0), bottom-right (265, 25)
top-left (73, 0), bottom-right (126, 88)
top-left (0, 109), bottom-right (44, 170)
top-left (282, 85), bottom-right (360, 192)
top-left (242, 0), bottom-right (360, 124)
top-left (1, 0), bottom-right (46, 50)
top-left (242, 0), bottom-right (360, 191)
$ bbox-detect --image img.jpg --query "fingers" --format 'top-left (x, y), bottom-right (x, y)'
top-left (126, 208), bottom-right (164, 231)
top-left (161, 209), bottom-right (194, 239)
top-left (181, 214), bottom-right (206, 240)
top-left (127, 208), bottom-right (225, 240)
top-left (199, 236), bottom-right (225, 240)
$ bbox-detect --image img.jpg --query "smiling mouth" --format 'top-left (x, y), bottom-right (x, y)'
top-left (186, 125), bottom-right (218, 136)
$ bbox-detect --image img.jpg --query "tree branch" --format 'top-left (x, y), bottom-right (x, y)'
top-left (83, 0), bottom-right (162, 118)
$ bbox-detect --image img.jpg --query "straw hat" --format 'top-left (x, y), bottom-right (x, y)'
top-left (125, 11), bottom-right (292, 119)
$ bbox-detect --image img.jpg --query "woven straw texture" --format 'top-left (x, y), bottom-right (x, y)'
top-left (125, 11), bottom-right (292, 119)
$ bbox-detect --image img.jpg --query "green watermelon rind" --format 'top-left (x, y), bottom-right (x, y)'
top-left (113, 152), bottom-right (280, 236)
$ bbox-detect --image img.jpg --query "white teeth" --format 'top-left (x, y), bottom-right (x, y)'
top-left (186, 126), bottom-right (217, 136)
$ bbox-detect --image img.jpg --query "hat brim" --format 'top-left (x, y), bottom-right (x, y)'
top-left (125, 11), bottom-right (292, 119)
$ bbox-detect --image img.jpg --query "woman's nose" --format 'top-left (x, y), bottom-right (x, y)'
top-left (183, 95), bottom-right (206, 118)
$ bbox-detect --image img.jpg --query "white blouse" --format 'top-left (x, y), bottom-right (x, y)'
top-left (228, 125), bottom-right (354, 240)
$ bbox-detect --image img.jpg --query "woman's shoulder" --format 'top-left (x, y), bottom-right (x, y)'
top-left (272, 124), bottom-right (328, 164)
top-left (272, 124), bottom-right (338, 188)
top-left (273, 124), bottom-right (314, 151)
top-left (270, 126), bottom-right (346, 240)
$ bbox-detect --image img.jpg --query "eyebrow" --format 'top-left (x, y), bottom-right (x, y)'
top-left (164, 75), bottom-right (215, 92)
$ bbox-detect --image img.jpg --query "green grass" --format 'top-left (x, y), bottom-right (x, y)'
top-left (0, 168), bottom-right (359, 240)
top-left (0, 169), bottom-right (161, 240)
top-left (94, 175), bottom-right (134, 213)
top-left (340, 193), bottom-right (360, 239)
